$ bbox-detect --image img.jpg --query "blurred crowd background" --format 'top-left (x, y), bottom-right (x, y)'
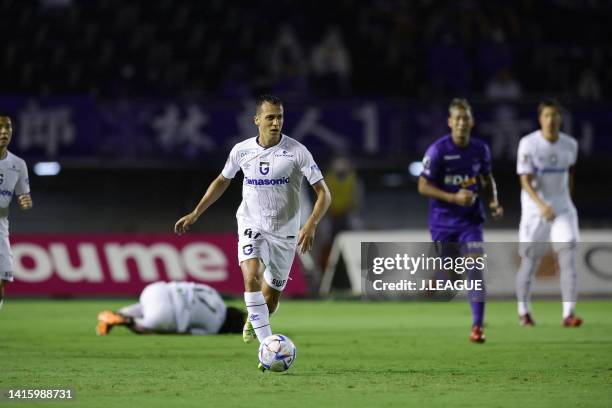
top-left (2, 0), bottom-right (611, 274)
top-left (3, 0), bottom-right (611, 99)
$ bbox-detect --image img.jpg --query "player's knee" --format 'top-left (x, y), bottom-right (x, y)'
top-left (520, 243), bottom-right (546, 260)
top-left (243, 274), bottom-right (262, 291)
top-left (553, 241), bottom-right (576, 254)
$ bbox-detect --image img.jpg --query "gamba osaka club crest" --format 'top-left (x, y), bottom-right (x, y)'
top-left (259, 162), bottom-right (270, 175)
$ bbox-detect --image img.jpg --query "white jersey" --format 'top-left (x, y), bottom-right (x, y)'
top-left (222, 134), bottom-right (323, 238)
top-left (166, 282), bottom-right (227, 335)
top-left (517, 130), bottom-right (577, 215)
top-left (0, 151), bottom-right (30, 236)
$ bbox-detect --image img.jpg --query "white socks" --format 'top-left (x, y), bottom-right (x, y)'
top-left (516, 256), bottom-right (537, 315)
top-left (244, 291), bottom-right (272, 343)
top-left (558, 247), bottom-right (578, 318)
top-left (118, 303), bottom-right (144, 318)
top-left (517, 301), bottom-right (531, 316)
top-left (562, 302), bottom-right (576, 319)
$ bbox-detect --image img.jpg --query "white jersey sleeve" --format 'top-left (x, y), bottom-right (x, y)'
top-left (15, 159), bottom-right (30, 195)
top-left (296, 145), bottom-right (323, 185)
top-left (569, 138), bottom-right (578, 166)
top-left (517, 137), bottom-right (534, 175)
top-left (221, 145), bottom-right (241, 179)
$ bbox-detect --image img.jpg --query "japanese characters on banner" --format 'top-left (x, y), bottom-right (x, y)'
top-left (8, 234), bottom-right (308, 297)
top-left (0, 96), bottom-right (609, 161)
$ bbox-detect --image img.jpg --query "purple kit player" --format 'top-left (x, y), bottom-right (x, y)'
top-left (418, 98), bottom-right (503, 343)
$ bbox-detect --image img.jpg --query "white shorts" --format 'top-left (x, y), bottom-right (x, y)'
top-left (0, 235), bottom-right (13, 282)
top-left (139, 282), bottom-right (177, 332)
top-left (237, 221), bottom-right (297, 291)
top-left (519, 210), bottom-right (580, 257)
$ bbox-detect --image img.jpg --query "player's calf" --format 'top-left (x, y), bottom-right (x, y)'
top-left (263, 283), bottom-right (282, 314)
top-left (264, 296), bottom-right (280, 315)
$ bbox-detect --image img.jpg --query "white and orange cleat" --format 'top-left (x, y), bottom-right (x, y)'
top-left (96, 310), bottom-right (127, 336)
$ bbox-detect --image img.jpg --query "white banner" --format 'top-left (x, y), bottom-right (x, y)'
top-left (320, 230), bottom-right (612, 298)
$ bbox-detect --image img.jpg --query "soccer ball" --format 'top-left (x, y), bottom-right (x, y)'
top-left (258, 334), bottom-right (296, 372)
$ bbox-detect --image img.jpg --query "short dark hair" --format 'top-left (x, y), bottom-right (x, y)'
top-left (218, 306), bottom-right (247, 334)
top-left (256, 94), bottom-right (283, 113)
top-left (538, 99), bottom-right (563, 116)
top-left (448, 98), bottom-right (472, 115)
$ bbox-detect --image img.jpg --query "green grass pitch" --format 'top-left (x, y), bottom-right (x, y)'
top-left (2, 300), bottom-right (611, 407)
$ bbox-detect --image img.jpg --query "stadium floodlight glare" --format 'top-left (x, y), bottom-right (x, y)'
top-left (34, 161), bottom-right (61, 176)
top-left (408, 161), bottom-right (423, 177)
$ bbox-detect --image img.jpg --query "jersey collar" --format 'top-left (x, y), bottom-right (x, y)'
top-left (256, 134), bottom-right (284, 149)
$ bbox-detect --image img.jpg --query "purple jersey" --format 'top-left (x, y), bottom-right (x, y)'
top-left (421, 134), bottom-right (492, 232)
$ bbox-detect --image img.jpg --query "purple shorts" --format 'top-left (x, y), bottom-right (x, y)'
top-left (431, 226), bottom-right (483, 255)
top-left (430, 225), bottom-right (483, 243)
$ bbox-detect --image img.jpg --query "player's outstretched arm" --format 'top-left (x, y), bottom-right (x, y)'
top-left (17, 194), bottom-right (32, 210)
top-left (298, 180), bottom-right (331, 254)
top-left (418, 176), bottom-right (475, 207)
top-left (519, 173), bottom-right (555, 220)
top-left (480, 173), bottom-right (503, 220)
top-left (174, 174), bottom-right (231, 235)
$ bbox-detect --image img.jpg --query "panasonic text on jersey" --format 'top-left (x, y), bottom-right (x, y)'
top-left (244, 176), bottom-right (290, 186)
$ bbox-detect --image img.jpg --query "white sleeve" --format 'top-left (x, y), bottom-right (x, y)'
top-left (516, 138), bottom-right (534, 175)
top-left (15, 159), bottom-right (30, 195)
top-left (296, 145), bottom-right (323, 185)
top-left (221, 145), bottom-right (240, 179)
top-left (570, 138), bottom-right (578, 166)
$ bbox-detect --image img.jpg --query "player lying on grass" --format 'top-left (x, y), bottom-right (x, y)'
top-left (96, 281), bottom-right (246, 335)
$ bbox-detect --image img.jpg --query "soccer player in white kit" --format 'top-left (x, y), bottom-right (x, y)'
top-left (96, 281), bottom-right (247, 335)
top-left (174, 95), bottom-right (332, 360)
top-left (0, 115), bottom-right (33, 310)
top-left (516, 100), bottom-right (582, 327)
